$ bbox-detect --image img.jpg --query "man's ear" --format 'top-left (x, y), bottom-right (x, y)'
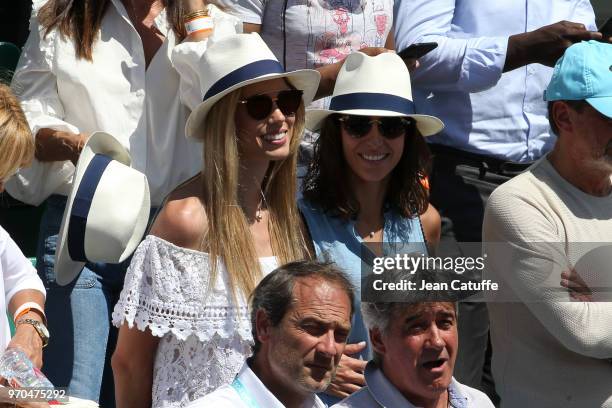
top-left (255, 309), bottom-right (273, 345)
top-left (369, 327), bottom-right (386, 357)
top-left (552, 101), bottom-right (574, 135)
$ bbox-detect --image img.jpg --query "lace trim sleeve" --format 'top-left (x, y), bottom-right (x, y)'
top-left (112, 235), bottom-right (252, 342)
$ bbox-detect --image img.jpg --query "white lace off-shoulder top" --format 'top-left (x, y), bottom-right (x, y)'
top-left (112, 235), bottom-right (278, 408)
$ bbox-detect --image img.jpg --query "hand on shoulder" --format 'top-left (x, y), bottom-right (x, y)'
top-left (150, 176), bottom-right (207, 250)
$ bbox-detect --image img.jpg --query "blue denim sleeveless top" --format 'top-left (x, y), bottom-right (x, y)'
top-left (298, 198), bottom-right (428, 360)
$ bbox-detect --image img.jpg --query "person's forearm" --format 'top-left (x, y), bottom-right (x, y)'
top-left (504, 21), bottom-right (604, 72)
top-left (113, 360), bottom-right (154, 408)
top-left (34, 128), bottom-right (85, 164)
top-left (314, 61), bottom-right (344, 100)
top-left (183, 0), bottom-right (214, 42)
top-left (8, 290), bottom-right (46, 368)
top-left (112, 325), bottom-right (159, 408)
top-left (503, 32), bottom-right (536, 73)
top-left (384, 30), bottom-right (395, 50)
top-left (8, 290), bottom-right (45, 321)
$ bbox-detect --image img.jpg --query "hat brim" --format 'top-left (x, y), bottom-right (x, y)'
top-left (186, 69), bottom-right (321, 140)
top-left (587, 97), bottom-right (612, 119)
top-left (54, 132), bottom-right (130, 286)
top-left (306, 108), bottom-right (445, 137)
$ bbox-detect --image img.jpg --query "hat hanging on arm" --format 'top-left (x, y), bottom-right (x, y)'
top-left (185, 32), bottom-right (321, 140)
top-left (54, 132), bottom-right (151, 286)
top-left (305, 51), bottom-right (445, 136)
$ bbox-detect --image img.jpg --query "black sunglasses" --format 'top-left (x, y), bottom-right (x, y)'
top-left (238, 89), bottom-right (304, 120)
top-left (338, 115), bottom-right (414, 139)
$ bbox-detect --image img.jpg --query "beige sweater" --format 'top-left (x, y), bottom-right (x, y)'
top-left (483, 157), bottom-right (612, 408)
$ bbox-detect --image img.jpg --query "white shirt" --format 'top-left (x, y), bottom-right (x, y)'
top-left (187, 360), bottom-right (327, 408)
top-left (0, 226), bottom-right (46, 353)
top-left (484, 158), bottom-right (612, 407)
top-left (393, 0), bottom-right (597, 162)
top-left (333, 362), bottom-right (493, 408)
top-left (7, 0), bottom-right (240, 206)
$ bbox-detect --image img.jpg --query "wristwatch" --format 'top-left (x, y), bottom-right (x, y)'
top-left (15, 318), bottom-right (50, 348)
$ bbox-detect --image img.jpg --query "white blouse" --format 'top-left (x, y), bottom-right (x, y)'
top-left (7, 0), bottom-right (241, 207)
top-left (0, 226), bottom-right (46, 353)
top-left (112, 235), bottom-right (278, 408)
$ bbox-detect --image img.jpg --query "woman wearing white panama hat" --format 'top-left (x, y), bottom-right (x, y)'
top-left (111, 33), bottom-right (320, 408)
top-left (299, 51), bottom-right (444, 404)
top-left (9, 0), bottom-right (241, 404)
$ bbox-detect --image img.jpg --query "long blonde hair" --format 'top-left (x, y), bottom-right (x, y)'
top-left (0, 84), bottom-right (34, 181)
top-left (199, 87), bottom-right (309, 299)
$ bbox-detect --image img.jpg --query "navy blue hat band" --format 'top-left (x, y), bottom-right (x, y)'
top-left (204, 59), bottom-right (284, 101)
top-left (329, 93), bottom-right (416, 115)
top-left (67, 154), bottom-right (112, 263)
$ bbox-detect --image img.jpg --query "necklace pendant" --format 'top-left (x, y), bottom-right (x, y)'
top-left (369, 231), bottom-right (375, 238)
top-left (255, 212), bottom-right (263, 222)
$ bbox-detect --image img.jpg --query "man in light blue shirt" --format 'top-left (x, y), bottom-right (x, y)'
top-left (394, 0), bottom-right (604, 402)
top-left (395, 2), bottom-right (599, 162)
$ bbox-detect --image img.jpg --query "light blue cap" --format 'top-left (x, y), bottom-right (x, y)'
top-left (544, 40), bottom-right (612, 118)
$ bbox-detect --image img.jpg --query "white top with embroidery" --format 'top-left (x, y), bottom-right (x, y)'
top-left (112, 235), bottom-right (278, 408)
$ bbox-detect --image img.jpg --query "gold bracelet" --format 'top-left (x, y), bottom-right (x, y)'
top-left (185, 12), bottom-right (209, 23)
top-left (184, 9), bottom-right (209, 22)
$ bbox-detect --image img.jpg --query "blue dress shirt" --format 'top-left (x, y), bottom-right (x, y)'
top-left (333, 362), bottom-right (495, 407)
top-left (394, 0), bottom-right (597, 162)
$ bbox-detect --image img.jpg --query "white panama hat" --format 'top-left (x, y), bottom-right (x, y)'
top-left (305, 51), bottom-right (444, 136)
top-left (185, 33), bottom-right (321, 140)
top-left (54, 132), bottom-right (151, 286)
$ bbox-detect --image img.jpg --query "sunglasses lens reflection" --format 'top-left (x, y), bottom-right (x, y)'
top-left (246, 95), bottom-right (273, 120)
top-left (245, 90), bottom-right (303, 120)
top-left (276, 90), bottom-right (303, 117)
top-left (342, 116), bottom-right (409, 139)
top-left (343, 116), bottom-right (373, 137)
top-left (380, 118), bottom-right (408, 139)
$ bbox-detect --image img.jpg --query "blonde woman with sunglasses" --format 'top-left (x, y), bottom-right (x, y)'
top-left (8, 0), bottom-right (241, 404)
top-left (112, 33), bottom-right (320, 408)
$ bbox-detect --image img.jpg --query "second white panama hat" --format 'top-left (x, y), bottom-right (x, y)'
top-left (306, 51), bottom-right (444, 136)
top-left (54, 132), bottom-right (150, 286)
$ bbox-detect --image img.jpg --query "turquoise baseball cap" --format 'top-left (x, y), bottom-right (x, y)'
top-left (544, 40), bottom-right (612, 118)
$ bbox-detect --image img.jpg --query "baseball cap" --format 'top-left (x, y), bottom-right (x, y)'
top-left (544, 40), bottom-right (612, 118)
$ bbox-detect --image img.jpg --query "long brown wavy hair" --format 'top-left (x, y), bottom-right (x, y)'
top-left (38, 0), bottom-right (187, 61)
top-left (302, 114), bottom-right (431, 220)
top-left (198, 88), bottom-right (310, 300)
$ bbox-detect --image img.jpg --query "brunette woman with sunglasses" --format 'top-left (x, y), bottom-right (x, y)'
top-left (299, 51), bottom-right (444, 403)
top-left (112, 33), bottom-right (320, 408)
